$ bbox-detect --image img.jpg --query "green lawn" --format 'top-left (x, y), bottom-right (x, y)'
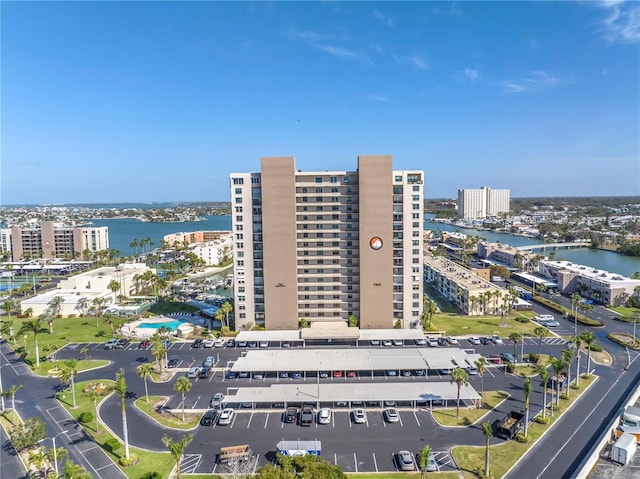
top-left (135, 395), bottom-right (201, 430)
top-left (430, 313), bottom-right (546, 337)
top-left (608, 306), bottom-right (640, 321)
top-left (432, 391), bottom-right (508, 427)
top-left (452, 375), bottom-right (596, 478)
top-left (58, 380), bottom-right (176, 479)
top-left (32, 359), bottom-right (110, 377)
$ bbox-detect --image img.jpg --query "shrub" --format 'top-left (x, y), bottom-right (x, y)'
top-left (104, 438), bottom-right (121, 453)
top-left (119, 454), bottom-right (138, 466)
top-left (528, 352), bottom-right (539, 364)
top-left (590, 343), bottom-right (603, 352)
top-left (536, 415), bottom-right (550, 425)
top-left (514, 316), bottom-right (530, 323)
top-left (515, 432), bottom-right (529, 443)
top-left (506, 363), bottom-right (515, 373)
top-left (68, 314), bottom-right (76, 318)
top-left (560, 393), bottom-right (569, 400)
top-left (78, 412), bottom-right (94, 424)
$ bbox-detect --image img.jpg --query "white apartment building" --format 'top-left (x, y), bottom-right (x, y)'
top-left (458, 186), bottom-right (510, 219)
top-left (230, 155), bottom-right (424, 331)
top-left (188, 234), bottom-right (233, 266)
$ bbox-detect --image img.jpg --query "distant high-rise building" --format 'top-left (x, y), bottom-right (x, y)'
top-left (230, 155), bottom-right (424, 331)
top-left (457, 186), bottom-right (510, 219)
top-left (1, 221), bottom-right (109, 261)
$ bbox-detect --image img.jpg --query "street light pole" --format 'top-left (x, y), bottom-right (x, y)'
top-left (38, 430), bottom-right (68, 476)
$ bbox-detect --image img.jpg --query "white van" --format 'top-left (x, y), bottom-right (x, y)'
top-left (535, 314), bottom-right (555, 323)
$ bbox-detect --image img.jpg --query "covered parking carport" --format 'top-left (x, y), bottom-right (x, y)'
top-left (223, 382), bottom-right (482, 409)
top-left (234, 330), bottom-right (304, 348)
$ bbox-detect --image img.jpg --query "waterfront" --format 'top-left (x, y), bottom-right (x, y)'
top-left (90, 215), bottom-right (640, 278)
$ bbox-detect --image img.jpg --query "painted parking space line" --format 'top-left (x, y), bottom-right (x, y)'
top-left (354, 452), bottom-right (358, 473)
top-left (179, 454), bottom-right (201, 474)
top-left (372, 452), bottom-right (379, 472)
top-left (191, 396), bottom-right (201, 408)
top-left (412, 411), bottom-right (419, 427)
top-left (264, 412), bottom-right (270, 429)
top-left (247, 412), bottom-right (254, 428)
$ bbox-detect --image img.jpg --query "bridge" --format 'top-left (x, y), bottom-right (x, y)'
top-left (516, 241), bottom-right (591, 252)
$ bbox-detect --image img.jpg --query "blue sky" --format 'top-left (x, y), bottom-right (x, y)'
top-left (2, 1), bottom-right (639, 204)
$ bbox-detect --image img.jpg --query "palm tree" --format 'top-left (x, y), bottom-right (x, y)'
top-left (112, 369), bottom-right (130, 460)
top-left (561, 348), bottom-right (574, 398)
top-left (108, 279), bottom-right (121, 302)
top-left (60, 359), bottom-right (78, 407)
top-left (47, 295), bottom-right (65, 320)
top-left (537, 365), bottom-right (550, 419)
top-left (62, 459), bottom-right (93, 479)
top-left (129, 239), bottom-right (138, 257)
top-left (174, 377), bottom-right (193, 422)
top-left (418, 444), bottom-right (432, 479)
top-left (18, 317), bottom-right (46, 367)
top-left (509, 332), bottom-right (522, 362)
top-left (534, 327), bottom-right (547, 357)
top-left (162, 433), bottom-right (194, 479)
top-left (475, 357), bottom-right (488, 406)
top-left (4, 384), bottom-right (23, 412)
top-left (103, 314), bottom-right (118, 337)
top-left (573, 336), bottom-right (582, 387)
top-left (137, 363), bottom-right (154, 403)
top-left (151, 336), bottom-right (167, 371)
top-left (450, 367), bottom-right (469, 418)
top-left (214, 308), bottom-right (225, 330)
top-left (570, 292), bottom-right (582, 336)
top-left (549, 356), bottom-right (566, 407)
top-left (579, 330), bottom-right (595, 377)
top-left (76, 297), bottom-right (90, 317)
top-left (82, 382), bottom-right (102, 433)
top-left (482, 420), bottom-right (492, 477)
top-left (220, 301), bottom-right (233, 329)
top-left (28, 446), bottom-right (51, 477)
top-left (523, 377), bottom-right (532, 437)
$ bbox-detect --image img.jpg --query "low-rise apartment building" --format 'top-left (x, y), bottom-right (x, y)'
top-left (423, 253), bottom-right (506, 316)
top-left (538, 260), bottom-right (640, 306)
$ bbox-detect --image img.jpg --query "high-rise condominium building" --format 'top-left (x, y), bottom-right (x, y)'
top-left (1, 221), bottom-right (109, 261)
top-left (457, 186), bottom-right (510, 219)
top-left (230, 155), bottom-right (424, 331)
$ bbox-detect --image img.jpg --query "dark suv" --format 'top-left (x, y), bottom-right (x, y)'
top-left (114, 338), bottom-right (130, 349)
top-left (299, 406), bottom-right (314, 426)
top-left (192, 339), bottom-right (203, 349)
top-left (283, 407), bottom-right (298, 423)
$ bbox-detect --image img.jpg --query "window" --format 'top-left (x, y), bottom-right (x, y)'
top-left (302, 196), bottom-right (308, 202)
top-left (235, 206), bottom-right (243, 212)
top-left (330, 176), bottom-right (337, 183)
top-left (413, 185), bottom-right (419, 191)
top-left (315, 177), bottom-right (322, 183)
top-left (343, 176), bottom-right (349, 183)
top-left (331, 187), bottom-right (338, 193)
top-left (302, 187), bottom-right (307, 193)
top-left (412, 195), bottom-right (420, 201)
top-left (235, 215), bottom-right (243, 222)
top-left (395, 175), bottom-right (402, 181)
top-left (233, 178), bottom-right (244, 185)
top-left (235, 198), bottom-right (242, 204)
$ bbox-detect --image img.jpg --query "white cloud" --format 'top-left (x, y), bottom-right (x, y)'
top-left (372, 94), bottom-right (389, 103)
top-left (594, 0), bottom-right (640, 44)
top-left (288, 29), bottom-right (372, 66)
top-left (431, 2), bottom-right (463, 16)
top-left (497, 70), bottom-right (572, 93)
top-left (372, 9), bottom-right (395, 27)
top-left (464, 68), bottom-right (478, 80)
top-left (319, 45), bottom-right (373, 65)
top-left (393, 54), bottom-right (429, 71)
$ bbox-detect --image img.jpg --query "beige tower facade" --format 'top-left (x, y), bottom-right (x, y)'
top-left (230, 156), bottom-right (423, 331)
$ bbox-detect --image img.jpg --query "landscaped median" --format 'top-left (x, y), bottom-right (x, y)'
top-left (451, 374), bottom-right (597, 479)
top-left (432, 391), bottom-right (509, 427)
top-left (135, 395), bottom-right (201, 429)
top-left (57, 380), bottom-right (176, 478)
top-left (32, 359), bottom-right (110, 377)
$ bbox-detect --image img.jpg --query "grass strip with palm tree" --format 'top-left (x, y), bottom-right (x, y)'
top-left (432, 391), bottom-right (509, 427)
top-left (134, 395), bottom-right (201, 430)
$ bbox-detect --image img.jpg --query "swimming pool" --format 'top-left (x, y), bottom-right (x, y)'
top-left (137, 320), bottom-right (186, 331)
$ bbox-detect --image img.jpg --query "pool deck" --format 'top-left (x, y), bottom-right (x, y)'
top-left (120, 314), bottom-right (206, 338)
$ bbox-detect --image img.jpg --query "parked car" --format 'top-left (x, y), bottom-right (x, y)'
top-left (259, 341), bottom-right (269, 348)
top-left (292, 372), bottom-right (302, 379)
top-left (384, 408), bottom-right (400, 423)
top-left (397, 450), bottom-right (415, 471)
top-left (203, 338), bottom-right (215, 348)
top-left (225, 371), bottom-right (237, 379)
top-left (217, 408), bottom-right (234, 426)
top-left (491, 335), bottom-right (504, 345)
top-left (226, 339), bottom-right (235, 347)
top-left (439, 368), bottom-right (451, 375)
top-left (333, 371), bottom-right (343, 378)
top-left (446, 336), bottom-right (459, 345)
top-left (319, 371), bottom-right (329, 378)
top-left (238, 372), bottom-right (249, 378)
top-left (167, 357), bottom-right (179, 368)
top-left (283, 407), bottom-right (298, 423)
top-left (544, 320), bottom-right (560, 327)
top-left (437, 337), bottom-right (448, 346)
top-left (480, 336), bottom-right (492, 345)
top-left (467, 366), bottom-right (479, 375)
top-left (187, 367), bottom-right (200, 379)
top-left (382, 339), bottom-right (393, 347)
top-left (501, 352), bottom-right (516, 363)
top-left (387, 370), bottom-right (398, 376)
top-left (138, 340), bottom-right (151, 349)
top-left (202, 356), bottom-right (214, 368)
top-left (468, 337), bottom-right (481, 345)
top-left (318, 408), bottom-right (332, 425)
top-left (279, 372), bottom-right (289, 378)
top-left (401, 370), bottom-right (411, 377)
top-left (237, 341), bottom-right (247, 347)
top-left (115, 338), bottom-right (130, 349)
top-left (192, 339), bottom-right (203, 349)
top-left (425, 451), bottom-right (438, 472)
top-left (352, 409), bottom-right (367, 424)
top-left (347, 371), bottom-right (357, 378)
top-left (214, 338), bottom-right (226, 347)
top-left (370, 339), bottom-right (380, 346)
top-left (415, 337), bottom-right (426, 345)
top-left (103, 339), bottom-right (119, 350)
top-left (413, 370), bottom-right (425, 376)
top-left (209, 393), bottom-right (224, 409)
top-left (198, 367), bottom-right (211, 379)
top-left (299, 406), bottom-right (314, 426)
top-left (393, 339), bottom-right (403, 346)
top-left (427, 337), bottom-right (439, 347)
top-left (488, 354), bottom-right (502, 364)
top-left (200, 409), bottom-right (217, 426)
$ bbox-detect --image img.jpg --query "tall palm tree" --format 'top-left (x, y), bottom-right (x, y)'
top-left (561, 348), bottom-right (574, 398)
top-left (450, 367), bottom-right (469, 419)
top-left (537, 366), bottom-right (550, 419)
top-left (47, 295), bottom-right (65, 320)
top-left (18, 317), bottom-right (46, 367)
top-left (60, 359), bottom-right (78, 407)
top-left (509, 332), bottom-right (522, 361)
top-left (62, 459), bottom-right (92, 479)
top-left (549, 356), bottom-right (566, 407)
top-left (570, 292), bottom-right (582, 336)
top-left (573, 336), bottom-right (582, 387)
top-left (151, 336), bottom-right (167, 371)
top-left (112, 369), bottom-right (130, 460)
top-left (475, 357), bottom-right (488, 406)
top-left (137, 363), bottom-right (154, 403)
top-left (220, 301), bottom-right (233, 329)
top-left (523, 377), bottom-right (532, 437)
top-left (28, 446), bottom-right (51, 477)
top-left (162, 433), bottom-right (194, 479)
top-left (129, 239), bottom-right (138, 257)
top-left (108, 280), bottom-right (121, 302)
top-left (4, 384), bottom-right (23, 412)
top-left (534, 327), bottom-right (548, 357)
top-left (418, 444), bottom-right (432, 479)
top-left (82, 382), bottom-right (101, 433)
top-left (174, 377), bottom-right (193, 422)
top-left (482, 420), bottom-right (492, 477)
top-left (579, 330), bottom-right (595, 377)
